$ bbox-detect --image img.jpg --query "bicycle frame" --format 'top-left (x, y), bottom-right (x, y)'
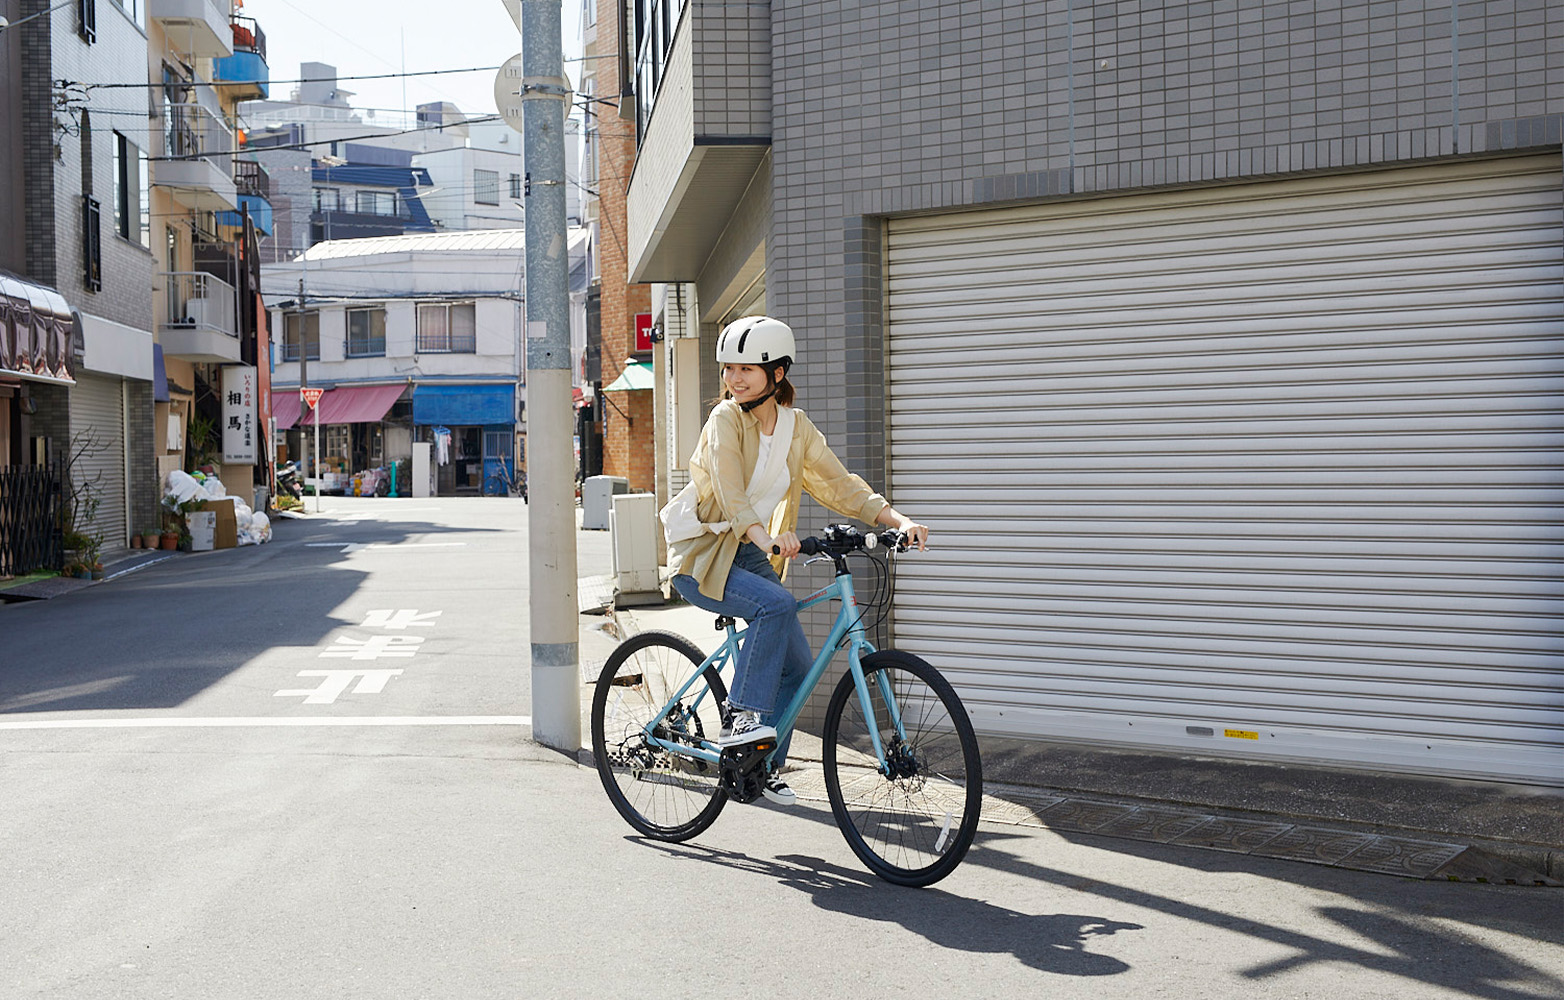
top-left (641, 567), bottom-right (906, 774)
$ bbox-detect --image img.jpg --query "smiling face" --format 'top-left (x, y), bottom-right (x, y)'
top-left (722, 363), bottom-right (776, 405)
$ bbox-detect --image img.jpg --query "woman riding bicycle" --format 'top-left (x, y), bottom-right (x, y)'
top-left (665, 315), bottom-right (929, 806)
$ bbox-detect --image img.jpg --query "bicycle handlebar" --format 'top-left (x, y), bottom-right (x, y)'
top-left (772, 524), bottom-right (910, 558)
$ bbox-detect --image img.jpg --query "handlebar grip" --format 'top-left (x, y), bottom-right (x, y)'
top-left (774, 539), bottom-right (827, 556)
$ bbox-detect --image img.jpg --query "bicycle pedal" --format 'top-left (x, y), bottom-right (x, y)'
top-left (719, 742), bottom-right (774, 804)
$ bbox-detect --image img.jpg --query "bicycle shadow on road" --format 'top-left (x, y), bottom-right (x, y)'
top-left (630, 837), bottom-right (1142, 976)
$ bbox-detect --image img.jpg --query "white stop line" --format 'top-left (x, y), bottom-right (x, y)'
top-left (0, 716), bottom-right (532, 730)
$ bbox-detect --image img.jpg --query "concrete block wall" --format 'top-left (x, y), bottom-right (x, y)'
top-left (770, 0), bottom-right (1564, 728)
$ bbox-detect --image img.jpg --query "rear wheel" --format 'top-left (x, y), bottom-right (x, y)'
top-left (822, 650), bottom-right (983, 887)
top-left (482, 475), bottom-right (505, 497)
top-left (591, 631), bottom-right (728, 841)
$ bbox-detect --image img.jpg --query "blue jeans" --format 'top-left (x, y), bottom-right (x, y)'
top-left (671, 543), bottom-right (811, 769)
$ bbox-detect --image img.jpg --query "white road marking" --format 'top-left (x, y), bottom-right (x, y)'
top-left (276, 668), bottom-right (404, 704)
top-left (0, 716), bottom-right (531, 730)
top-left (304, 542), bottom-right (467, 553)
top-left (361, 610), bottom-right (442, 630)
top-left (318, 635), bottom-right (424, 660)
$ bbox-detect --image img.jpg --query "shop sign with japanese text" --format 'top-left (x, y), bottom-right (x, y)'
top-left (221, 365), bottom-right (258, 465)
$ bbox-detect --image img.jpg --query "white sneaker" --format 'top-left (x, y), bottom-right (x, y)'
top-left (718, 708), bottom-right (777, 748)
top-left (762, 776), bottom-right (796, 806)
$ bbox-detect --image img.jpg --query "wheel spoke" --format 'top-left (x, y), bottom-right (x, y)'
top-left (591, 633), bottom-right (727, 841)
top-left (823, 653), bottom-right (982, 886)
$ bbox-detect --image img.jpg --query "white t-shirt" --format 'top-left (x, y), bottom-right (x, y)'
top-left (749, 431), bottom-right (790, 528)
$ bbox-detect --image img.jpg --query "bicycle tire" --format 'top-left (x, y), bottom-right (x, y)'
top-left (482, 475), bottom-right (505, 497)
top-left (822, 649), bottom-right (983, 887)
top-left (591, 630), bottom-right (729, 841)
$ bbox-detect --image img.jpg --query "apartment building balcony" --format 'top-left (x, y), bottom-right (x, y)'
top-left (149, 0), bottom-right (233, 59)
top-left (160, 272), bottom-right (240, 362)
top-left (151, 102), bottom-right (238, 212)
top-left (624, 6), bottom-right (770, 284)
top-left (214, 16), bottom-right (269, 101)
top-left (217, 160), bottom-right (273, 234)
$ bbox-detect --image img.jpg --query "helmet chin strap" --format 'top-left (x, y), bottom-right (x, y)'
top-left (738, 389), bottom-right (775, 413)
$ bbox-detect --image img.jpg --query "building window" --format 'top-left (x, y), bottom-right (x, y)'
top-left (111, 0), bottom-right (143, 28)
top-left (508, 173), bottom-right (522, 200)
top-left (78, 0), bottom-right (96, 42)
top-left (313, 187), bottom-right (341, 212)
top-left (346, 308), bottom-right (386, 357)
top-left (283, 311), bottom-right (320, 362)
top-left (474, 169), bottom-right (499, 206)
top-left (82, 197), bottom-right (102, 292)
top-left (112, 132), bottom-right (150, 248)
top-left (355, 190), bottom-right (398, 216)
top-left (634, 0), bottom-right (690, 141)
top-left (416, 302), bottom-right (477, 353)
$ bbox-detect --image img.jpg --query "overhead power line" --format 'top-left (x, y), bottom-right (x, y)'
top-left (75, 64), bottom-right (508, 91)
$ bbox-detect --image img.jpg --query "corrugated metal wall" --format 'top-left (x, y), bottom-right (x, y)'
top-left (68, 373), bottom-right (129, 555)
top-left (886, 155), bottom-right (1564, 783)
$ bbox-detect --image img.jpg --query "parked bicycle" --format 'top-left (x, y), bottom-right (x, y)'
top-left (482, 463), bottom-right (526, 501)
top-left (591, 524), bottom-right (982, 887)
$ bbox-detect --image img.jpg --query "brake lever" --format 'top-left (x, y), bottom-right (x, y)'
top-left (804, 555), bottom-right (831, 566)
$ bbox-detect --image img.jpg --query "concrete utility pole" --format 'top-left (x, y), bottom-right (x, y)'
top-left (519, 0), bottom-right (580, 753)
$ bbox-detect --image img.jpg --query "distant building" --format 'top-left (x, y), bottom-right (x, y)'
top-left (261, 228), bottom-right (591, 496)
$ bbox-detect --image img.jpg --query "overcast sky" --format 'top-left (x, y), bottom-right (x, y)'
top-left (241, 0), bottom-right (586, 125)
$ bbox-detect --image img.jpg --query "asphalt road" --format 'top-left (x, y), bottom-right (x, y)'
top-left (1, 497), bottom-right (1560, 999)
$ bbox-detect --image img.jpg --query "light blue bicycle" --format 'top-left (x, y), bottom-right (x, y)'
top-left (591, 525), bottom-right (983, 887)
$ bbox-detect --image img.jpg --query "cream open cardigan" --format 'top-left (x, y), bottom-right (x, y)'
top-left (669, 400), bottom-right (889, 601)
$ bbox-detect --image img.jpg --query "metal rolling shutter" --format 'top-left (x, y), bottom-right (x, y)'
top-left (886, 154), bottom-right (1563, 784)
top-left (68, 373), bottom-right (129, 554)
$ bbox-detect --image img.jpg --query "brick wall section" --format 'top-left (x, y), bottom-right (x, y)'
top-left (768, 0), bottom-right (1564, 728)
top-left (597, 0), bottom-right (655, 492)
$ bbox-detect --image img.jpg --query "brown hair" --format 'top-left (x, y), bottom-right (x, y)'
top-left (719, 362), bottom-right (794, 407)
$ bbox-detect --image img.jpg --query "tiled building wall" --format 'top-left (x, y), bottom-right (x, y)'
top-left (44, 8), bottom-right (155, 331)
top-left (125, 379), bottom-right (158, 535)
top-left (19, 0), bottom-right (55, 288)
top-left (771, 0), bottom-right (1564, 726)
top-left (691, 0), bottom-right (772, 137)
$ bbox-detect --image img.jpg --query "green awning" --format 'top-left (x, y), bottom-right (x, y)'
top-left (602, 361), bottom-right (654, 392)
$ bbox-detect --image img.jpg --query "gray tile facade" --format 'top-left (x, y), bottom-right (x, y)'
top-left (761, 0), bottom-right (1564, 714)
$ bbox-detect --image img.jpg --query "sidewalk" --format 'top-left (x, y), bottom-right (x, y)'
top-left (0, 546), bottom-right (180, 602)
top-left (578, 570), bottom-right (1562, 886)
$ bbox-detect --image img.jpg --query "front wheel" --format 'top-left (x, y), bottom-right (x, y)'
top-left (482, 475), bottom-right (505, 497)
top-left (591, 631), bottom-right (729, 841)
top-left (822, 649), bottom-right (983, 887)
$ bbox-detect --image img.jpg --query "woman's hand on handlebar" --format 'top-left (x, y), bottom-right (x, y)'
top-left (878, 506), bottom-right (930, 551)
top-left (771, 530), bottom-right (802, 560)
top-left (748, 524), bottom-right (801, 560)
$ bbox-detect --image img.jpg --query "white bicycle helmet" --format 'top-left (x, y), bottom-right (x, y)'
top-left (716, 315), bottom-right (794, 375)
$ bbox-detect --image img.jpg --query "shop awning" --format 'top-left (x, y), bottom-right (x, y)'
top-left (273, 390), bottom-right (301, 430)
top-left (310, 384), bottom-right (405, 426)
top-left (412, 383), bottom-right (516, 425)
top-left (602, 361), bottom-right (653, 392)
top-left (272, 384), bottom-right (405, 429)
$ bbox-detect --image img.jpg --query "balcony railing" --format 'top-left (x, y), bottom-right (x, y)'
top-left (230, 15), bottom-right (266, 60)
top-left (232, 159), bottom-right (270, 200)
top-left (163, 272), bottom-right (237, 338)
top-left (165, 101), bottom-right (233, 167)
